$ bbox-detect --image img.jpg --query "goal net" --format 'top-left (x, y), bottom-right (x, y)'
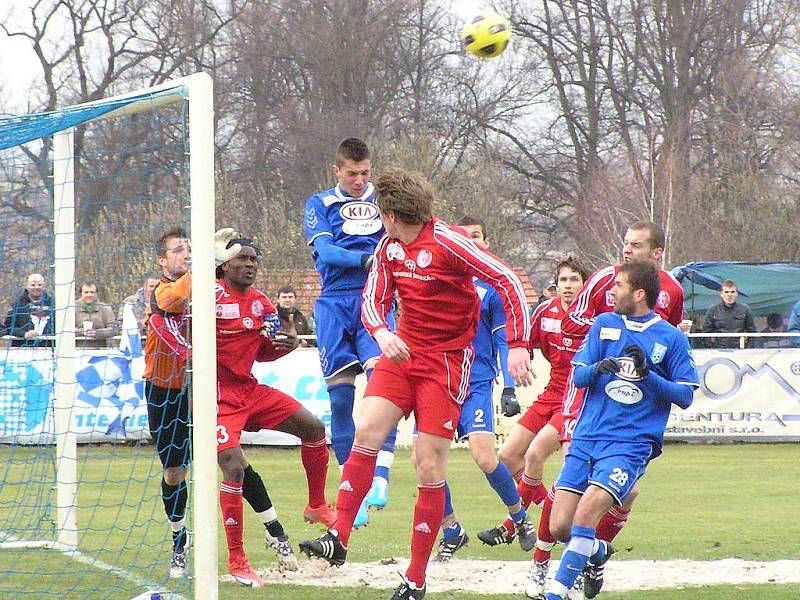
top-left (0, 74), bottom-right (218, 600)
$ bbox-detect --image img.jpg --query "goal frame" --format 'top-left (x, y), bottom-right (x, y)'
top-left (0, 72), bottom-right (219, 600)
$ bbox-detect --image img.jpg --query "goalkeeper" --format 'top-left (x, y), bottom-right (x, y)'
top-left (144, 226), bottom-right (298, 580)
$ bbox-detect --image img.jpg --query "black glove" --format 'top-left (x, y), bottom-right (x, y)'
top-left (595, 357), bottom-right (622, 377)
top-left (360, 253), bottom-right (374, 270)
top-left (624, 343), bottom-right (649, 378)
top-left (500, 387), bottom-right (521, 417)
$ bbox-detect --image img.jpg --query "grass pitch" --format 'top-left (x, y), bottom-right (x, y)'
top-left (0, 443), bottom-right (797, 599)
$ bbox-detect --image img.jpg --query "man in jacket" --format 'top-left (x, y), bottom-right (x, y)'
top-left (75, 282), bottom-right (119, 349)
top-left (703, 280), bottom-right (756, 348)
top-left (3, 273), bottom-right (55, 347)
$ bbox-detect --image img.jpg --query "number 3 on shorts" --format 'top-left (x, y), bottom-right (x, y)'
top-left (216, 424), bottom-right (229, 445)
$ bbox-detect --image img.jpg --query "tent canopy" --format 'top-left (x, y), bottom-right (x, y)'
top-left (671, 262), bottom-right (800, 318)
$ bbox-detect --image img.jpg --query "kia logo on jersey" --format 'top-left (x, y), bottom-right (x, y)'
top-left (340, 201), bottom-right (382, 236)
top-left (251, 300), bottom-right (264, 317)
top-left (339, 201), bottom-right (378, 220)
top-left (615, 357), bottom-right (644, 381)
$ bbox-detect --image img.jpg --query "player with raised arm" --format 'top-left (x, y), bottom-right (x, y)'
top-left (431, 216), bottom-right (535, 562)
top-left (559, 221), bottom-right (684, 598)
top-left (143, 226), bottom-right (193, 579)
top-left (300, 168), bottom-right (534, 599)
top-left (304, 138), bottom-right (397, 527)
top-left (145, 227), bottom-right (302, 579)
top-left (214, 236), bottom-right (332, 588)
top-left (543, 260), bottom-right (698, 600)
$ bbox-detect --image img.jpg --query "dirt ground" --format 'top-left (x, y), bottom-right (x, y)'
top-left (252, 557), bottom-right (800, 594)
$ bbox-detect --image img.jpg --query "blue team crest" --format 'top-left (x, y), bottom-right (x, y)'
top-left (650, 343), bottom-right (667, 364)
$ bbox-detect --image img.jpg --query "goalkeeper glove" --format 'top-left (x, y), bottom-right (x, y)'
top-left (624, 343), bottom-right (649, 378)
top-left (595, 357), bottom-right (622, 377)
top-left (214, 228), bottom-right (242, 266)
top-left (360, 253), bottom-right (374, 270)
top-left (500, 387), bottom-right (521, 417)
top-left (260, 313), bottom-right (280, 339)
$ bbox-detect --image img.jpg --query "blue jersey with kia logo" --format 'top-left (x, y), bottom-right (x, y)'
top-left (571, 311), bottom-right (699, 451)
top-left (304, 183), bottom-right (383, 293)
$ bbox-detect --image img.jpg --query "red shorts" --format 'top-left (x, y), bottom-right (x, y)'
top-left (216, 382), bottom-right (302, 452)
top-left (517, 389), bottom-right (562, 434)
top-left (365, 346), bottom-right (473, 439)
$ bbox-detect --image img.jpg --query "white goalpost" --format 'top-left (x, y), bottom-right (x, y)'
top-left (0, 72), bottom-right (218, 600)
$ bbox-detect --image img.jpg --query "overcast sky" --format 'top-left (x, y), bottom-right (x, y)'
top-left (0, 1), bottom-right (487, 114)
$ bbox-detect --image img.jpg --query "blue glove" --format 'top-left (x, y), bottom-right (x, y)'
top-left (261, 313), bottom-right (280, 339)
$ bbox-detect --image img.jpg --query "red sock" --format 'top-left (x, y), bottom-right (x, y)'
top-left (334, 444), bottom-right (377, 546)
top-left (301, 437), bottom-right (329, 507)
top-left (405, 482), bottom-right (445, 588)
top-left (533, 486), bottom-right (556, 563)
top-left (519, 474), bottom-right (548, 508)
top-left (513, 468), bottom-right (524, 483)
top-left (596, 504), bottom-right (630, 543)
top-left (220, 480), bottom-right (244, 560)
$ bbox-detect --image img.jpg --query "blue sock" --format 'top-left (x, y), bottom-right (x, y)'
top-left (485, 461), bottom-right (521, 508)
top-left (551, 526), bottom-right (595, 595)
top-left (443, 481), bottom-right (455, 518)
top-left (442, 520), bottom-right (462, 541)
top-left (509, 506), bottom-right (527, 524)
top-left (327, 383), bottom-right (356, 465)
top-left (374, 424), bottom-right (397, 481)
top-left (589, 539), bottom-right (610, 565)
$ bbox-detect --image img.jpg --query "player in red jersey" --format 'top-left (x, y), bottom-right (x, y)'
top-left (215, 239), bottom-right (333, 588)
top-left (557, 220), bottom-right (684, 599)
top-left (301, 167), bottom-right (534, 599)
top-left (477, 259), bottom-right (587, 547)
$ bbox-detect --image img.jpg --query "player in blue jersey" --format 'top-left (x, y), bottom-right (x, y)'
top-left (304, 138), bottom-right (397, 527)
top-left (543, 260), bottom-right (698, 600)
top-left (432, 216), bottom-right (536, 561)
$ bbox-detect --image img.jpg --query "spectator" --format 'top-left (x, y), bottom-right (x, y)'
top-left (759, 312), bottom-right (793, 349)
top-left (118, 274), bottom-right (160, 336)
top-left (3, 272), bottom-right (55, 347)
top-left (276, 285), bottom-right (313, 347)
top-left (702, 279), bottom-right (756, 348)
top-left (788, 299), bottom-right (800, 347)
top-left (537, 279), bottom-right (557, 306)
top-left (75, 281), bottom-right (119, 348)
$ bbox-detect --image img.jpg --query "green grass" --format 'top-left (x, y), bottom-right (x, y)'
top-left (0, 443), bottom-right (798, 599)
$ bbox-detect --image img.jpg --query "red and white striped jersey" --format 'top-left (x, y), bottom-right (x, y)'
top-left (362, 218), bottom-right (530, 353)
top-left (529, 297), bottom-right (577, 398)
top-left (561, 264), bottom-right (684, 338)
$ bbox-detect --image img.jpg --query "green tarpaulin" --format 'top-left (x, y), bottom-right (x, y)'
top-left (670, 262), bottom-right (800, 318)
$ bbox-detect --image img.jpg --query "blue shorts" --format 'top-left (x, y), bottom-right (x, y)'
top-left (554, 439), bottom-right (655, 505)
top-left (314, 292), bottom-right (396, 379)
top-left (456, 379), bottom-right (495, 441)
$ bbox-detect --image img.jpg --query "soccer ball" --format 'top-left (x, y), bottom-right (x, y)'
top-left (460, 9), bottom-right (512, 59)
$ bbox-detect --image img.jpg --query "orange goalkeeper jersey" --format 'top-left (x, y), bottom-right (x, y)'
top-left (143, 273), bottom-right (191, 389)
